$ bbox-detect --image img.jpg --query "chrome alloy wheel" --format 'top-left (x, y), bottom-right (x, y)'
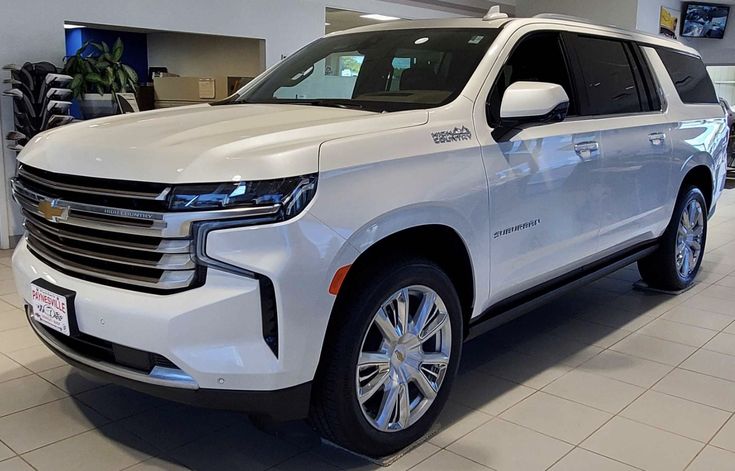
top-left (676, 199), bottom-right (705, 279)
top-left (356, 285), bottom-right (452, 432)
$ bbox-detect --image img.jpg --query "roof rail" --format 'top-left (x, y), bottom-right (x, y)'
top-left (532, 12), bottom-right (682, 44)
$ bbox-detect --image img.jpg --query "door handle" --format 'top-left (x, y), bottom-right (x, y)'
top-left (649, 132), bottom-right (666, 146)
top-left (574, 141), bottom-right (599, 160)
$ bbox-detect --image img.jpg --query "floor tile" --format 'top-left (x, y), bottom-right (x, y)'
top-left (429, 401), bottom-right (493, 448)
top-left (0, 355), bottom-right (29, 384)
top-left (711, 415), bottom-right (735, 452)
top-left (0, 310), bottom-right (26, 333)
top-left (620, 390), bottom-right (730, 442)
top-left (410, 450), bottom-right (488, 470)
top-left (0, 327), bottom-right (40, 354)
top-left (703, 332), bottom-right (735, 357)
top-left (4, 344), bottom-right (65, 373)
top-left (22, 423), bottom-right (156, 471)
top-left (681, 349), bottom-right (735, 382)
top-left (581, 416), bottom-right (703, 471)
top-left (75, 385), bottom-right (166, 421)
top-left (118, 403), bottom-right (241, 451)
top-left (511, 333), bottom-right (604, 367)
top-left (171, 422), bottom-right (301, 471)
top-left (547, 319), bottom-right (631, 348)
top-left (38, 365), bottom-right (108, 395)
top-left (501, 391), bottom-right (611, 444)
top-left (0, 295), bottom-right (23, 310)
top-left (0, 458), bottom-right (33, 471)
top-left (476, 350), bottom-right (571, 389)
top-left (680, 295), bottom-right (735, 317)
top-left (653, 368), bottom-right (735, 411)
top-left (548, 448), bottom-right (637, 471)
top-left (0, 398), bottom-right (108, 454)
top-left (661, 305), bottom-right (734, 331)
top-left (716, 275), bottom-right (735, 289)
top-left (579, 350), bottom-right (672, 388)
top-left (447, 419), bottom-right (572, 471)
top-left (451, 371), bottom-right (534, 416)
top-left (575, 304), bottom-right (656, 332)
top-left (687, 446), bottom-right (735, 471)
top-left (123, 457), bottom-right (191, 471)
top-left (610, 333), bottom-right (697, 366)
top-left (543, 370), bottom-right (644, 414)
top-left (0, 375), bottom-right (66, 417)
top-left (0, 442), bottom-right (13, 461)
top-left (637, 319), bottom-right (717, 347)
top-left (700, 284), bottom-right (735, 301)
top-left (269, 452), bottom-right (340, 471)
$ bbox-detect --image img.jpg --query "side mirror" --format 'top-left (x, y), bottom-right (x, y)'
top-left (500, 81), bottom-right (570, 125)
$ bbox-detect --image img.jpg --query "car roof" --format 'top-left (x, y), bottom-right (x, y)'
top-left (331, 15), bottom-right (700, 57)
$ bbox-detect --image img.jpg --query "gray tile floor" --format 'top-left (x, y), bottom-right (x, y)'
top-left (1, 185), bottom-right (735, 471)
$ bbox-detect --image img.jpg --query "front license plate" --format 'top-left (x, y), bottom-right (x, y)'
top-left (30, 279), bottom-right (78, 337)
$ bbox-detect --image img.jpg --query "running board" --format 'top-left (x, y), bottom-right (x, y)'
top-left (466, 241), bottom-right (659, 341)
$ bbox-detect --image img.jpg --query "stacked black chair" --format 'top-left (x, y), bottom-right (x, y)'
top-left (2, 62), bottom-right (74, 153)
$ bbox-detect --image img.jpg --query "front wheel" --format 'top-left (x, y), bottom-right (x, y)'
top-left (310, 258), bottom-right (462, 457)
top-left (638, 186), bottom-right (708, 291)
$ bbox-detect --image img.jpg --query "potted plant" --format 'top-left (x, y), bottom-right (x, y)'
top-left (64, 38), bottom-right (138, 119)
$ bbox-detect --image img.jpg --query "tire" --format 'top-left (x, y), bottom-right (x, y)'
top-left (310, 257), bottom-right (463, 457)
top-left (638, 186), bottom-right (708, 291)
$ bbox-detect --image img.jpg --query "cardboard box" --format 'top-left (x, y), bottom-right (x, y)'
top-left (153, 76), bottom-right (230, 106)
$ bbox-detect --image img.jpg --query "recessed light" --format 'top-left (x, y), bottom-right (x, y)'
top-left (360, 14), bottom-right (401, 21)
top-left (325, 22), bottom-right (331, 26)
top-left (64, 23), bottom-right (86, 29)
top-left (415, 37), bottom-right (429, 45)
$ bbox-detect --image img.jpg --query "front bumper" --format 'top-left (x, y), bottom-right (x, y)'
top-left (26, 308), bottom-right (311, 419)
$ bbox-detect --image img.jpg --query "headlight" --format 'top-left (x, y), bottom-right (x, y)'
top-left (169, 174), bottom-right (317, 220)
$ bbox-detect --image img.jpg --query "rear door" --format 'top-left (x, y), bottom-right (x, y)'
top-left (565, 34), bottom-right (674, 252)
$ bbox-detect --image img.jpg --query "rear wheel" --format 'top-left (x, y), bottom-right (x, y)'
top-left (310, 258), bottom-right (462, 457)
top-left (638, 186), bottom-right (707, 291)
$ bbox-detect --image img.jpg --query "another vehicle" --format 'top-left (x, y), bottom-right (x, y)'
top-left (11, 10), bottom-right (729, 456)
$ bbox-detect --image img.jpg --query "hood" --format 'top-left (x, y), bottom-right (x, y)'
top-left (19, 103), bottom-right (428, 183)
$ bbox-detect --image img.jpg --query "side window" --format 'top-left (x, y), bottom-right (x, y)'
top-left (571, 36), bottom-right (643, 116)
top-left (630, 44), bottom-right (662, 112)
top-left (487, 32), bottom-right (577, 127)
top-left (656, 48), bottom-right (718, 104)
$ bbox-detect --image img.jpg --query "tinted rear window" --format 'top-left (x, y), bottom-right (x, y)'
top-left (573, 36), bottom-right (643, 116)
top-left (656, 48), bottom-right (717, 104)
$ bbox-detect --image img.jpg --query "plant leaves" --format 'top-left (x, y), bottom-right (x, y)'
top-left (117, 69), bottom-right (127, 91)
top-left (95, 84), bottom-right (105, 96)
top-left (89, 42), bottom-right (104, 53)
top-left (112, 37), bottom-right (124, 62)
top-left (85, 72), bottom-right (102, 84)
top-left (122, 64), bottom-right (138, 84)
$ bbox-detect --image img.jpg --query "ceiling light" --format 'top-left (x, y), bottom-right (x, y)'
top-left (360, 14), bottom-right (401, 21)
top-left (325, 22), bottom-right (331, 26)
top-left (64, 24), bottom-right (86, 29)
top-left (415, 37), bottom-right (429, 45)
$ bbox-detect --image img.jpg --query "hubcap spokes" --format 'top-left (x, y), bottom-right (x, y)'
top-left (676, 200), bottom-right (704, 278)
top-left (357, 286), bottom-right (451, 432)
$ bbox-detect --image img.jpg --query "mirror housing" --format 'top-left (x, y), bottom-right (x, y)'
top-left (499, 81), bottom-right (570, 125)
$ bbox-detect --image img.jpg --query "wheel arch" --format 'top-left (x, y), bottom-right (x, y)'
top-left (680, 164), bottom-right (714, 211)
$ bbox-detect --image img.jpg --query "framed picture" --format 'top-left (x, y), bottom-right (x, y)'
top-left (114, 92), bottom-right (140, 114)
top-left (660, 6), bottom-right (681, 39)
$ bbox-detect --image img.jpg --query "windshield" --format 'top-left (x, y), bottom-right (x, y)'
top-left (233, 28), bottom-right (499, 112)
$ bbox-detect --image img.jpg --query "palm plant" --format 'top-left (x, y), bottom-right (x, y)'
top-left (64, 38), bottom-right (138, 99)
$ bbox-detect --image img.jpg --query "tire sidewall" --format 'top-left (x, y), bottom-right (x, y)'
top-left (334, 260), bottom-right (463, 455)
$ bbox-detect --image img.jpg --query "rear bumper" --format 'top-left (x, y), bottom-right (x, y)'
top-left (27, 310), bottom-right (312, 420)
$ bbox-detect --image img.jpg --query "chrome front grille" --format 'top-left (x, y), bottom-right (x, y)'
top-left (12, 165), bottom-right (282, 293)
top-left (12, 165), bottom-right (196, 292)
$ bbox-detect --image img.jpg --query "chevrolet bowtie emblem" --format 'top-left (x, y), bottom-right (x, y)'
top-left (38, 199), bottom-right (69, 223)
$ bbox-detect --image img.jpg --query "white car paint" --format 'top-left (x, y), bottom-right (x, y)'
top-left (11, 16), bottom-right (728, 406)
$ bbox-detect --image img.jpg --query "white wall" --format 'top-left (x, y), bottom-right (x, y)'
top-left (0, 0), bottom-right (462, 247)
top-left (636, 0), bottom-right (735, 65)
top-left (147, 33), bottom-right (265, 78)
top-left (515, 0), bottom-right (639, 29)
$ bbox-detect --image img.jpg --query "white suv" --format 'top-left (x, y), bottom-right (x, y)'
top-left (11, 12), bottom-right (729, 456)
